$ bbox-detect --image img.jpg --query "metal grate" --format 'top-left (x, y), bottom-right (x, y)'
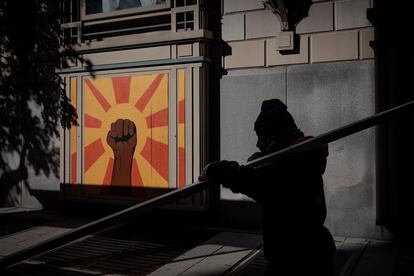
top-left (6, 227), bottom-right (217, 275)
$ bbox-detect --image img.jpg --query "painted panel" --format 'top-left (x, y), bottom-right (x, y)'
top-left (70, 77), bottom-right (78, 184)
top-left (177, 69), bottom-right (185, 187)
top-left (82, 73), bottom-right (169, 193)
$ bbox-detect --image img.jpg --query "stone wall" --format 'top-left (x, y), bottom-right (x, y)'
top-left (219, 0), bottom-right (385, 239)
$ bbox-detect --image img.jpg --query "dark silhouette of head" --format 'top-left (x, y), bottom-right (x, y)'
top-left (255, 99), bottom-right (296, 134)
top-left (254, 99), bottom-right (298, 152)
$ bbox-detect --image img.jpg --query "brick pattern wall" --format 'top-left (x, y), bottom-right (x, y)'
top-left (222, 0), bottom-right (374, 69)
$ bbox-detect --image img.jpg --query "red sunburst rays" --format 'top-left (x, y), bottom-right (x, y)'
top-left (178, 99), bottom-right (185, 124)
top-left (141, 137), bottom-right (169, 182)
top-left (135, 74), bottom-right (164, 112)
top-left (101, 158), bottom-right (114, 194)
top-left (103, 158), bottom-right (114, 186)
top-left (85, 79), bottom-right (112, 112)
top-left (112, 76), bottom-right (131, 104)
top-left (131, 159), bottom-right (144, 187)
top-left (146, 108), bottom-right (169, 128)
top-left (85, 114), bottom-right (102, 128)
top-left (71, 152), bottom-right (77, 184)
top-left (84, 139), bottom-right (105, 172)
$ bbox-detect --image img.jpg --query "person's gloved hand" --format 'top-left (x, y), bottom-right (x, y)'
top-left (198, 160), bottom-right (240, 189)
top-left (198, 162), bottom-right (213, 182)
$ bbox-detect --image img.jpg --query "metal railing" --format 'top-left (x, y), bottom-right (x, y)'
top-left (1, 100), bottom-right (414, 270)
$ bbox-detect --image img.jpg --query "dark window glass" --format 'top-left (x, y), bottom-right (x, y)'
top-left (85, 0), bottom-right (166, 15)
top-left (63, 0), bottom-right (80, 23)
top-left (72, 0), bottom-right (80, 21)
top-left (177, 11), bottom-right (194, 30)
top-left (63, 27), bottom-right (78, 45)
top-left (82, 14), bottom-right (171, 40)
top-left (86, 0), bottom-right (102, 14)
top-left (63, 0), bottom-right (71, 22)
top-left (176, 0), bottom-right (195, 7)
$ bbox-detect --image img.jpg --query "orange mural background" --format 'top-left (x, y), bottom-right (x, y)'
top-left (83, 73), bottom-right (170, 189)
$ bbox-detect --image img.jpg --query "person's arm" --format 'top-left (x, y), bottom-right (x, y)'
top-left (202, 160), bottom-right (281, 202)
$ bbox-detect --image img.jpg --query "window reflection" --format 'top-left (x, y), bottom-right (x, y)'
top-left (86, 0), bottom-right (166, 15)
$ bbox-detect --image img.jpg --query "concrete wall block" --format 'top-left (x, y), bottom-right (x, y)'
top-left (223, 0), bottom-right (264, 14)
top-left (220, 67), bottom-right (286, 200)
top-left (225, 40), bottom-right (265, 69)
top-left (245, 10), bottom-right (281, 39)
top-left (335, 0), bottom-right (371, 30)
top-left (296, 2), bottom-right (334, 34)
top-left (222, 14), bottom-right (245, 41)
top-left (266, 35), bottom-right (309, 66)
top-left (360, 28), bottom-right (374, 59)
top-left (311, 31), bottom-right (358, 63)
top-left (177, 44), bottom-right (193, 57)
top-left (287, 60), bottom-right (378, 238)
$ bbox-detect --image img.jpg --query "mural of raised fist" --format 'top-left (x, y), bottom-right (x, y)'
top-left (106, 119), bottom-right (137, 189)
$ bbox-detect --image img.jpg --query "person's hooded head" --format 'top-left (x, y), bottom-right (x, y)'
top-left (254, 99), bottom-right (301, 152)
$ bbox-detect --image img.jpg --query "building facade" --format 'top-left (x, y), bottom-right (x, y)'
top-left (22, 0), bottom-right (392, 240)
top-left (54, 0), bottom-right (221, 209)
top-left (219, 0), bottom-right (380, 239)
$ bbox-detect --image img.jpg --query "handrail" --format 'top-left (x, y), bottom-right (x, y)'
top-left (0, 180), bottom-right (210, 269)
top-left (1, 100), bottom-right (414, 270)
top-left (247, 100), bottom-right (414, 167)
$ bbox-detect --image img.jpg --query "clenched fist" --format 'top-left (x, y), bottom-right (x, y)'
top-left (107, 119), bottom-right (137, 158)
top-left (106, 119), bottom-right (137, 188)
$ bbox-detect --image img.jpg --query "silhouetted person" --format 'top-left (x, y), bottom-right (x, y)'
top-left (200, 99), bottom-right (335, 275)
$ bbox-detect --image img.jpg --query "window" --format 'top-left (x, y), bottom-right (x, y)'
top-left (85, 0), bottom-right (167, 15)
top-left (63, 27), bottom-right (79, 44)
top-left (82, 14), bottom-right (171, 40)
top-left (175, 0), bottom-right (196, 7)
top-left (63, 0), bottom-right (80, 22)
top-left (176, 11), bottom-right (194, 31)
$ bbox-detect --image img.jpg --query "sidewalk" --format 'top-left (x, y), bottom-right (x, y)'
top-left (235, 236), bottom-right (412, 276)
top-left (0, 209), bottom-right (411, 275)
top-left (0, 208), bottom-right (94, 258)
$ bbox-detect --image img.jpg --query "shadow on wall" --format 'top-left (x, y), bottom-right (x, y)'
top-left (0, 0), bottom-right (90, 207)
top-left (324, 133), bottom-right (378, 238)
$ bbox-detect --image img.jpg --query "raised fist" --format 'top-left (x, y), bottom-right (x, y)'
top-left (106, 119), bottom-right (137, 158)
top-left (106, 119), bottom-right (137, 188)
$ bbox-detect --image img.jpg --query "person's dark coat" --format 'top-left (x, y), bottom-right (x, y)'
top-left (206, 137), bottom-right (335, 273)
top-left (204, 99), bottom-right (335, 274)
